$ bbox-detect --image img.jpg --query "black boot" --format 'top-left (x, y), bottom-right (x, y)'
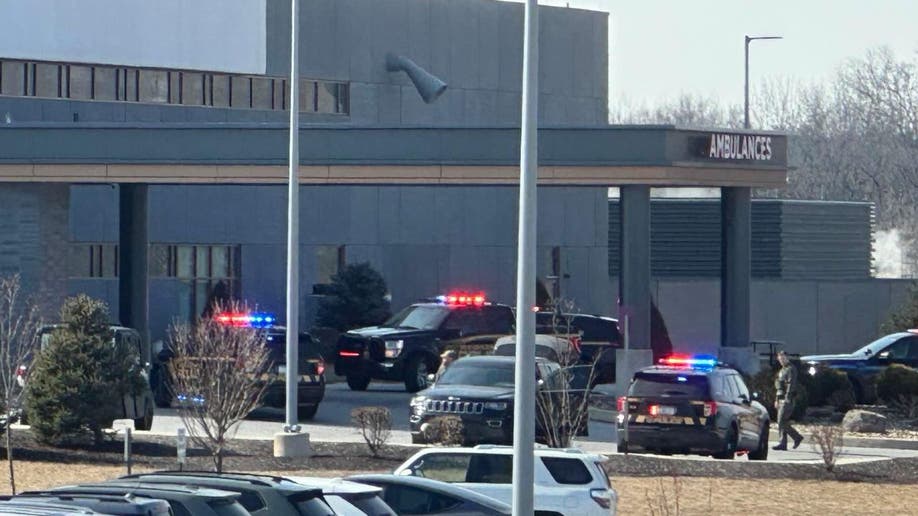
top-left (772, 439), bottom-right (787, 451)
top-left (792, 435), bottom-right (804, 449)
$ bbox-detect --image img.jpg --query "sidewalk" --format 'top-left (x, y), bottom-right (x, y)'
top-left (589, 407), bottom-right (918, 451)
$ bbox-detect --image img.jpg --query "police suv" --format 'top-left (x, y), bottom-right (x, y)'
top-left (163, 311), bottom-right (326, 420)
top-left (335, 293), bottom-right (515, 392)
top-left (617, 356), bottom-right (770, 460)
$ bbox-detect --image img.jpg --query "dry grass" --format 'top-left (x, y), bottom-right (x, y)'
top-left (3, 463), bottom-right (918, 515)
top-left (613, 476), bottom-right (918, 515)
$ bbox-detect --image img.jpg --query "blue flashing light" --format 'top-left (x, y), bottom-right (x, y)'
top-left (659, 355), bottom-right (718, 369)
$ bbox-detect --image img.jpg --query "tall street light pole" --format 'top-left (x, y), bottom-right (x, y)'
top-left (744, 35), bottom-right (782, 129)
top-left (512, 0), bottom-right (538, 515)
top-left (285, 0), bottom-right (301, 434)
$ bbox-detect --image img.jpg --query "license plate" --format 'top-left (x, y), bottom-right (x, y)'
top-left (659, 405), bottom-right (676, 415)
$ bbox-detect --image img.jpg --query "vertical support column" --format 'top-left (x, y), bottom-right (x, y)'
top-left (720, 186), bottom-right (758, 373)
top-left (617, 186), bottom-right (653, 392)
top-left (118, 183), bottom-right (149, 346)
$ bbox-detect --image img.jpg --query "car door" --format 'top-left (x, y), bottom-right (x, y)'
top-left (726, 374), bottom-right (759, 448)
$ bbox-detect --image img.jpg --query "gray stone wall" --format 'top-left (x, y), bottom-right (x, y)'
top-left (266, 0), bottom-right (608, 126)
top-left (0, 184), bottom-right (69, 319)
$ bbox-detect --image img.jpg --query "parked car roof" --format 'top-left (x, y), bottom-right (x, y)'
top-left (346, 474), bottom-right (511, 514)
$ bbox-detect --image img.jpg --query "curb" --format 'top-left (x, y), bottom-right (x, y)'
top-left (589, 407), bottom-right (918, 451)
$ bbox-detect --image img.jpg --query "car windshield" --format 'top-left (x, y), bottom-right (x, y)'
top-left (853, 333), bottom-right (904, 357)
top-left (438, 361), bottom-right (514, 387)
top-left (383, 305), bottom-right (449, 330)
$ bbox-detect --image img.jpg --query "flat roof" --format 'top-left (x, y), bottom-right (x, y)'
top-left (0, 125), bottom-right (788, 187)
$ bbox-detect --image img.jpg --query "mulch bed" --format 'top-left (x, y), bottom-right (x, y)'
top-left (3, 428), bottom-right (917, 484)
top-left (1, 430), bottom-right (412, 474)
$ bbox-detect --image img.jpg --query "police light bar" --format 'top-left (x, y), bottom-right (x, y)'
top-left (659, 355), bottom-right (717, 368)
top-left (436, 292), bottom-right (486, 306)
top-left (214, 312), bottom-right (276, 328)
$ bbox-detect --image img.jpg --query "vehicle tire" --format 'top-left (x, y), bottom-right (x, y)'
top-left (404, 354), bottom-right (431, 393)
top-left (616, 439), bottom-right (629, 454)
top-left (411, 432), bottom-right (426, 445)
top-left (748, 422), bottom-right (770, 461)
top-left (297, 404), bottom-right (319, 420)
top-left (346, 374), bottom-right (371, 391)
top-left (712, 425), bottom-right (738, 460)
top-left (134, 403), bottom-right (154, 431)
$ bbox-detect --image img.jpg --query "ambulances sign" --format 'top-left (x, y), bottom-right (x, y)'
top-left (705, 133), bottom-right (774, 161)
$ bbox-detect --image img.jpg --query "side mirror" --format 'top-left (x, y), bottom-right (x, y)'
top-left (739, 394), bottom-right (750, 404)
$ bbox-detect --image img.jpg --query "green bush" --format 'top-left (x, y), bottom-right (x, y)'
top-left (24, 296), bottom-right (146, 446)
top-left (316, 263), bottom-right (392, 332)
top-left (808, 368), bottom-right (856, 412)
top-left (875, 364), bottom-right (918, 417)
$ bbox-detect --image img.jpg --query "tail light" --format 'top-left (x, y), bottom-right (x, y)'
top-left (316, 359), bottom-right (325, 376)
top-left (616, 396), bottom-right (626, 412)
top-left (649, 404), bottom-right (660, 416)
top-left (703, 401), bottom-right (717, 417)
top-left (590, 488), bottom-right (613, 509)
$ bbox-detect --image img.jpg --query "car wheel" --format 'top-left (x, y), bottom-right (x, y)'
top-left (346, 374), bottom-right (371, 391)
top-left (404, 355), bottom-right (430, 393)
top-left (297, 404), bottom-right (319, 420)
top-left (134, 404), bottom-right (154, 431)
top-left (713, 425), bottom-right (738, 460)
top-left (748, 422), bottom-right (770, 461)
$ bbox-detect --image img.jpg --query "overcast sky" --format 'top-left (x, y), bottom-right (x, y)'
top-left (505, 0), bottom-right (918, 108)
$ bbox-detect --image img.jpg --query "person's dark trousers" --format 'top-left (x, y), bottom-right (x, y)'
top-left (774, 400), bottom-right (803, 449)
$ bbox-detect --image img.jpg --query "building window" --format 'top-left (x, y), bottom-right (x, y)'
top-left (0, 57), bottom-right (350, 115)
top-left (315, 245), bottom-right (346, 285)
top-left (69, 243), bottom-right (118, 278)
top-left (151, 244), bottom-right (241, 322)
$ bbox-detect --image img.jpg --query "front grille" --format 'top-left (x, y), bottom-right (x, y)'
top-left (426, 400), bottom-right (484, 414)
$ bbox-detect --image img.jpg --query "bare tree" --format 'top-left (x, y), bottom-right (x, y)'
top-left (0, 275), bottom-right (41, 494)
top-left (535, 307), bottom-right (599, 448)
top-left (167, 301), bottom-right (274, 472)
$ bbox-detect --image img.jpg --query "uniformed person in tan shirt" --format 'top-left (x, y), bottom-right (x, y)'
top-left (773, 350), bottom-right (804, 450)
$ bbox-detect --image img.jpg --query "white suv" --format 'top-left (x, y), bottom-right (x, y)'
top-left (392, 445), bottom-right (617, 516)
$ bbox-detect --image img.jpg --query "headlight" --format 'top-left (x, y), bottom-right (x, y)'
top-left (384, 340), bottom-right (404, 358)
top-left (484, 401), bottom-right (508, 411)
top-left (410, 396), bottom-right (427, 407)
top-left (808, 366), bottom-right (817, 376)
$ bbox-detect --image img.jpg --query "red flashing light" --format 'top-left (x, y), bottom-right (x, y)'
top-left (439, 292), bottom-right (486, 306)
top-left (339, 351), bottom-right (361, 358)
top-left (649, 404), bottom-right (661, 416)
top-left (659, 355), bottom-right (717, 369)
top-left (703, 401), bottom-right (717, 417)
top-left (616, 396), bottom-right (626, 412)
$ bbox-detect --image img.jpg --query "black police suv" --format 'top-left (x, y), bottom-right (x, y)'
top-left (158, 313), bottom-right (326, 420)
top-left (802, 329), bottom-right (918, 403)
top-left (335, 294), bottom-right (515, 393)
top-left (408, 355), bottom-right (564, 445)
top-left (617, 357), bottom-right (770, 460)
